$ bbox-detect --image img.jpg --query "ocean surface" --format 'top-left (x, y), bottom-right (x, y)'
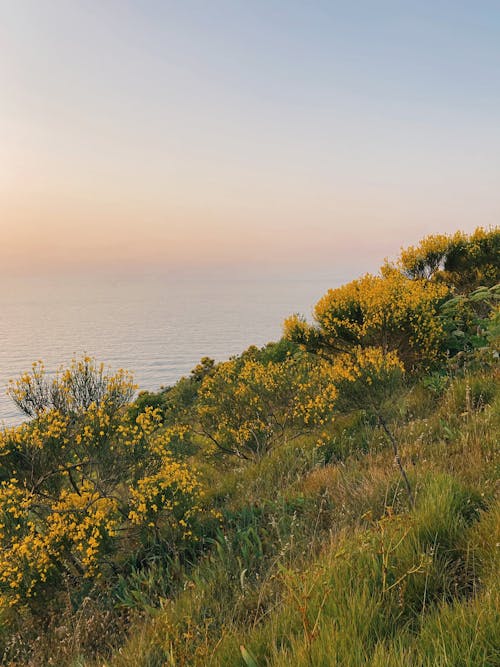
top-left (0, 272), bottom-right (338, 426)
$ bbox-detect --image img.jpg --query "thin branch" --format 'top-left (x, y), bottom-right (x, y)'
top-left (194, 429), bottom-right (250, 460)
top-left (378, 415), bottom-right (414, 508)
top-left (31, 459), bottom-right (93, 494)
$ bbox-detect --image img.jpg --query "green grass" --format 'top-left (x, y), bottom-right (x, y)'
top-left (2, 368), bottom-right (498, 666)
top-left (88, 370), bottom-right (498, 667)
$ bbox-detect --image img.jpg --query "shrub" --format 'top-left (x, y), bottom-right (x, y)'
top-left (0, 358), bottom-right (212, 614)
top-left (196, 355), bottom-right (337, 459)
top-left (396, 226), bottom-right (500, 292)
top-left (285, 269), bottom-right (449, 370)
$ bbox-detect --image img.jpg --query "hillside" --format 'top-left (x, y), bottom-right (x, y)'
top-left (0, 228), bottom-right (498, 666)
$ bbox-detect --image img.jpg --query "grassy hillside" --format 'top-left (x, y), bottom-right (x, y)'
top-left (0, 228), bottom-right (498, 666)
top-left (107, 371), bottom-right (500, 667)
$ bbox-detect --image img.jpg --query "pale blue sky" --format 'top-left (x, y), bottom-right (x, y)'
top-left (1, 1), bottom-right (499, 275)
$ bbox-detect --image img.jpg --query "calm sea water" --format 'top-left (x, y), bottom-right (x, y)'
top-left (0, 272), bottom-right (337, 425)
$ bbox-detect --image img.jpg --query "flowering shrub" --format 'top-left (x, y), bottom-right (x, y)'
top-left (397, 231), bottom-right (465, 280)
top-left (8, 356), bottom-right (135, 418)
top-left (196, 356), bottom-right (337, 459)
top-left (329, 347), bottom-right (405, 413)
top-left (397, 227), bottom-right (500, 291)
top-left (285, 269), bottom-right (448, 369)
top-left (0, 358), bottom-right (209, 611)
top-left (128, 456), bottom-right (202, 539)
top-left (284, 275), bottom-right (418, 502)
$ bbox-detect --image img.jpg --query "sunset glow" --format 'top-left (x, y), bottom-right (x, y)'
top-left (1, 1), bottom-right (499, 274)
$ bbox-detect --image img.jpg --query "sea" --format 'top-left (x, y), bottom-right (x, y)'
top-left (0, 271), bottom-right (339, 426)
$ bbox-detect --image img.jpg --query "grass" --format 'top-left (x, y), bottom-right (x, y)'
top-left (89, 369), bottom-right (499, 667)
top-left (2, 367), bottom-right (498, 666)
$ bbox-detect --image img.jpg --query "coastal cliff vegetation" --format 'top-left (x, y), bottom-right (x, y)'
top-left (0, 227), bottom-right (499, 666)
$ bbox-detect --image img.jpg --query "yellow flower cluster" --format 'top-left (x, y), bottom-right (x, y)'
top-left (128, 456), bottom-right (202, 538)
top-left (292, 361), bottom-right (338, 425)
top-left (397, 231), bottom-right (464, 280)
top-left (313, 269), bottom-right (449, 367)
top-left (331, 347), bottom-right (404, 386)
top-left (46, 481), bottom-right (119, 573)
top-left (8, 356), bottom-right (137, 418)
top-left (0, 476), bottom-right (120, 607)
top-left (0, 357), bottom-right (212, 611)
top-left (0, 481), bottom-right (51, 605)
top-left (7, 360), bottom-right (47, 416)
top-left (30, 410), bottom-right (70, 448)
top-left (396, 226), bottom-right (500, 290)
top-left (198, 356), bottom-right (337, 457)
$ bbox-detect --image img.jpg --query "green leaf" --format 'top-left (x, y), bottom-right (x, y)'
top-left (441, 297), bottom-right (463, 310)
top-left (240, 645), bottom-right (259, 667)
top-left (469, 292), bottom-right (490, 302)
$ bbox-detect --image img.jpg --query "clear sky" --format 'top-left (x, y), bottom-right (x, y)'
top-left (1, 1), bottom-right (499, 277)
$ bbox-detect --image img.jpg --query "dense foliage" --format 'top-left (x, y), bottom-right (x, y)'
top-left (396, 226), bottom-right (500, 290)
top-left (0, 359), bottom-right (213, 613)
top-left (285, 268), bottom-right (449, 367)
top-left (0, 227), bottom-right (498, 666)
top-left (196, 354), bottom-right (337, 459)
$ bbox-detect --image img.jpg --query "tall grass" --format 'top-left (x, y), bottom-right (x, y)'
top-left (98, 370), bottom-right (499, 667)
top-left (3, 369), bottom-right (498, 666)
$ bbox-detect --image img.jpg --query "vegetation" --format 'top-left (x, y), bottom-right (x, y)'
top-left (0, 359), bottom-right (215, 616)
top-left (395, 227), bottom-right (500, 290)
top-left (0, 226), bottom-right (498, 666)
top-left (196, 354), bottom-right (337, 460)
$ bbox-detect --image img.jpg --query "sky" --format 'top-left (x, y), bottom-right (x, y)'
top-left (1, 1), bottom-right (499, 278)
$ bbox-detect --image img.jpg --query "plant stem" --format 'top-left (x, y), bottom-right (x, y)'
top-left (378, 415), bottom-right (414, 508)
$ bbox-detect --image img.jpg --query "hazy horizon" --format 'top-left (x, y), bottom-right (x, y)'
top-left (2, 1), bottom-right (499, 274)
top-left (0, 272), bottom-right (344, 425)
